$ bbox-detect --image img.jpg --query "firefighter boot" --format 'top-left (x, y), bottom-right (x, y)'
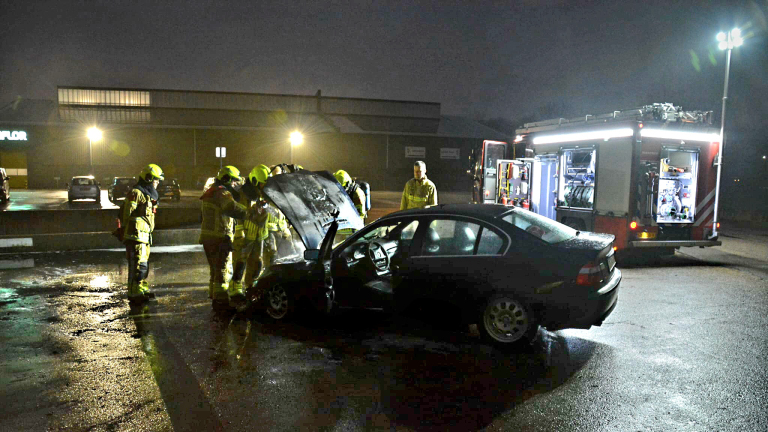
top-left (212, 283), bottom-right (232, 310)
top-left (127, 282), bottom-right (148, 304)
top-left (138, 280), bottom-right (156, 299)
top-left (228, 281), bottom-right (247, 310)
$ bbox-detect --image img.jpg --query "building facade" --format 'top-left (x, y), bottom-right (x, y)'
top-left (0, 87), bottom-right (508, 192)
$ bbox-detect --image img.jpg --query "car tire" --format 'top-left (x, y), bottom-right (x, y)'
top-left (478, 294), bottom-right (538, 348)
top-left (264, 283), bottom-right (293, 320)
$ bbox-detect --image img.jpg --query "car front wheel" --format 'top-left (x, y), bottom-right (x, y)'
top-left (478, 295), bottom-right (538, 347)
top-left (265, 284), bottom-right (292, 320)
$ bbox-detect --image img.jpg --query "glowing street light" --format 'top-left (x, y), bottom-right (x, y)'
top-left (289, 131), bottom-right (303, 164)
top-left (87, 127), bottom-right (103, 175)
top-left (711, 28), bottom-right (743, 239)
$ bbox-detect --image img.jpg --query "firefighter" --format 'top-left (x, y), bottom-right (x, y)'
top-left (241, 164), bottom-right (291, 299)
top-left (334, 169), bottom-right (367, 220)
top-left (231, 165), bottom-right (266, 301)
top-left (199, 165), bottom-right (252, 309)
top-left (401, 160), bottom-right (437, 210)
top-left (122, 163), bottom-right (164, 304)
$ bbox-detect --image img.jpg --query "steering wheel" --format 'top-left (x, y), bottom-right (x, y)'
top-left (367, 240), bottom-right (390, 272)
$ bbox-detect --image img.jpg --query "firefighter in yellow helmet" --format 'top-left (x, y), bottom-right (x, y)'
top-left (334, 169), bottom-right (366, 220)
top-left (199, 165), bottom-right (254, 309)
top-left (401, 160), bottom-right (437, 210)
top-left (122, 163), bottom-right (163, 304)
top-left (231, 164), bottom-right (270, 305)
top-left (245, 165), bottom-right (293, 295)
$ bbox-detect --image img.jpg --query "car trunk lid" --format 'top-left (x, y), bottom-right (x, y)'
top-left (262, 171), bottom-right (364, 250)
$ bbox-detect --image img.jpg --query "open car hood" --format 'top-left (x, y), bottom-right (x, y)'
top-left (262, 171), bottom-right (364, 250)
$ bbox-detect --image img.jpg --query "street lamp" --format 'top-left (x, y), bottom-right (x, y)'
top-left (711, 28), bottom-right (743, 239)
top-left (289, 131), bottom-right (303, 164)
top-left (87, 127), bottom-right (102, 175)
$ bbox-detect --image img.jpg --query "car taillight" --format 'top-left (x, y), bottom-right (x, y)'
top-left (576, 261), bottom-right (602, 286)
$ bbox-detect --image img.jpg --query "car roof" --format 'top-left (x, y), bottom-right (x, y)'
top-left (380, 203), bottom-right (512, 221)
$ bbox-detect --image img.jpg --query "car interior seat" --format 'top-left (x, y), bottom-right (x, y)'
top-left (454, 224), bottom-right (477, 255)
top-left (424, 227), bottom-right (440, 255)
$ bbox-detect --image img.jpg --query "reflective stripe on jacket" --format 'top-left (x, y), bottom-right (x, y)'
top-left (400, 177), bottom-right (437, 210)
top-left (122, 188), bottom-right (156, 244)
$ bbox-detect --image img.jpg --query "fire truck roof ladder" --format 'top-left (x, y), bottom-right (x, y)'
top-left (517, 103), bottom-right (714, 134)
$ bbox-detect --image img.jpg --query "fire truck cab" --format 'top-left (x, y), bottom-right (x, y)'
top-left (515, 103), bottom-right (722, 252)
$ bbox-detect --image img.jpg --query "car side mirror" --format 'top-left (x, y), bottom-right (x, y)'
top-left (304, 249), bottom-right (321, 261)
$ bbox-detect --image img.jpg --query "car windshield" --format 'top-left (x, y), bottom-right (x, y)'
top-left (116, 178), bottom-right (133, 185)
top-left (73, 178), bottom-right (94, 186)
top-left (502, 209), bottom-right (577, 244)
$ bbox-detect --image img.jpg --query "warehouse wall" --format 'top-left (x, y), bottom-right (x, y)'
top-left (24, 124), bottom-right (477, 194)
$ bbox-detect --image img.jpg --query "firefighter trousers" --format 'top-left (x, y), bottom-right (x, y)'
top-left (125, 241), bottom-right (150, 297)
top-left (202, 239), bottom-right (233, 301)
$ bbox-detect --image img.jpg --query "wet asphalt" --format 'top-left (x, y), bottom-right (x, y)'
top-left (1, 230), bottom-right (767, 431)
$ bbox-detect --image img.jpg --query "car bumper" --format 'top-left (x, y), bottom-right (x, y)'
top-left (542, 268), bottom-right (621, 331)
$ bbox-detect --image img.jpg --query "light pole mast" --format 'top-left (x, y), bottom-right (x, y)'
top-left (712, 28), bottom-right (743, 239)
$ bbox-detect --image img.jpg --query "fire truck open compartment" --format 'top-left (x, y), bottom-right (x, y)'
top-left (558, 148), bottom-right (596, 210)
top-left (656, 148), bottom-right (699, 224)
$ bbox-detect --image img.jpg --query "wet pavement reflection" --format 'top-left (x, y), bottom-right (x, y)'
top-left (0, 250), bottom-right (597, 431)
top-left (4, 247), bottom-right (766, 431)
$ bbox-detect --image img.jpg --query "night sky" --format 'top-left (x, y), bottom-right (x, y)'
top-left (1, 0), bottom-right (766, 177)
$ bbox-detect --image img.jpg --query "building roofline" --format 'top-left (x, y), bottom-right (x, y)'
top-left (56, 85), bottom-right (441, 107)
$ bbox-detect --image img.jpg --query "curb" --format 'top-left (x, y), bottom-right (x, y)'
top-left (0, 228), bottom-right (200, 253)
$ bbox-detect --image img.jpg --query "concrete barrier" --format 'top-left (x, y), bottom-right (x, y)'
top-left (0, 207), bottom-right (201, 235)
top-left (0, 228), bottom-right (200, 253)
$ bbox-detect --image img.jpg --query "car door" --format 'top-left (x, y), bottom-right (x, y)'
top-left (331, 217), bottom-right (421, 309)
top-left (398, 216), bottom-right (512, 317)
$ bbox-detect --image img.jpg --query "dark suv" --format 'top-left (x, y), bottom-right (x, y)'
top-left (0, 168), bottom-right (9, 202)
top-left (157, 178), bottom-right (181, 201)
top-left (108, 177), bottom-right (136, 203)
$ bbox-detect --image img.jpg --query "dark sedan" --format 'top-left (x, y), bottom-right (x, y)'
top-left (157, 178), bottom-right (181, 201)
top-left (248, 171), bottom-right (620, 348)
top-left (108, 177), bottom-right (136, 203)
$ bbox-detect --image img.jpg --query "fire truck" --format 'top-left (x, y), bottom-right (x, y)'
top-left (473, 103), bottom-right (723, 252)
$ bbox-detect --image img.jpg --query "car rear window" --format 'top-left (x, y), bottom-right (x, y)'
top-left (73, 178), bottom-right (94, 186)
top-left (116, 178), bottom-right (133, 185)
top-left (501, 210), bottom-right (577, 244)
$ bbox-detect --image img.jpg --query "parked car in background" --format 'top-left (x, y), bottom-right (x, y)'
top-left (248, 171), bottom-right (621, 348)
top-left (157, 178), bottom-right (181, 201)
top-left (0, 168), bottom-right (9, 202)
top-left (108, 177), bottom-right (136, 203)
top-left (67, 176), bottom-right (101, 202)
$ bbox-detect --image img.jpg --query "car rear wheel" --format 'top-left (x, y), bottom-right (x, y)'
top-left (265, 284), bottom-right (292, 320)
top-left (478, 295), bottom-right (537, 347)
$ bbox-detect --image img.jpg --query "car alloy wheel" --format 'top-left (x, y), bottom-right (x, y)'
top-left (481, 295), bottom-right (534, 345)
top-left (265, 284), bottom-right (291, 320)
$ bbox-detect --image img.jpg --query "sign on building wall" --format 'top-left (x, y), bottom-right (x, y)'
top-left (215, 147), bottom-right (227, 158)
top-left (0, 131), bottom-right (27, 141)
top-left (440, 148), bottom-right (460, 159)
top-left (405, 146), bottom-right (425, 158)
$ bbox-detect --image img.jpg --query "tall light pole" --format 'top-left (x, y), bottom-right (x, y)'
top-left (711, 28), bottom-right (743, 239)
top-left (87, 127), bottom-right (103, 175)
top-left (289, 131), bottom-right (303, 164)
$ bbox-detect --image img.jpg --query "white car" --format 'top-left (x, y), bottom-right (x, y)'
top-left (67, 176), bottom-right (101, 202)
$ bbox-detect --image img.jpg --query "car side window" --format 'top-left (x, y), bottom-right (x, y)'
top-left (421, 219), bottom-right (480, 256)
top-left (476, 227), bottom-right (504, 255)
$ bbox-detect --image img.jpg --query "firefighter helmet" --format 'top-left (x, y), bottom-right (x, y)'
top-left (216, 165), bottom-right (241, 183)
top-left (139, 164), bottom-right (164, 181)
top-left (334, 170), bottom-right (351, 187)
top-left (249, 164), bottom-right (271, 185)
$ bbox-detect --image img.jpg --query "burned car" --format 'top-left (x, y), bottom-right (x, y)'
top-left (248, 171), bottom-right (620, 347)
